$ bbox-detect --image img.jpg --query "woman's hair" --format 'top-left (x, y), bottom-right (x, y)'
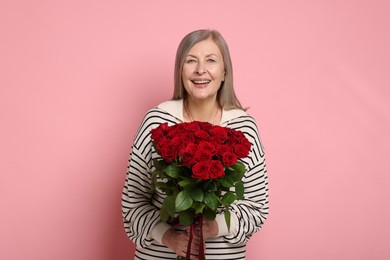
top-left (172, 29), bottom-right (244, 110)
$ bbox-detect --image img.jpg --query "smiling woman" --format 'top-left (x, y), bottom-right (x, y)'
top-left (121, 29), bottom-right (269, 260)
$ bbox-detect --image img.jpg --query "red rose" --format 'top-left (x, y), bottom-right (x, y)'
top-left (209, 160), bottom-right (225, 179)
top-left (180, 132), bottom-right (195, 145)
top-left (170, 135), bottom-right (182, 148)
top-left (150, 127), bottom-right (164, 142)
top-left (198, 141), bottom-right (216, 155)
top-left (194, 149), bottom-right (212, 162)
top-left (157, 122), bottom-right (169, 130)
top-left (233, 144), bottom-right (250, 158)
top-left (179, 149), bottom-right (196, 166)
top-left (156, 137), bottom-right (170, 151)
top-left (216, 144), bottom-right (232, 156)
top-left (209, 126), bottom-right (228, 140)
top-left (168, 128), bottom-right (178, 138)
top-left (222, 151), bottom-right (237, 166)
top-left (185, 121), bottom-right (201, 131)
top-left (231, 129), bottom-right (245, 139)
top-left (151, 123), bottom-right (171, 141)
top-left (192, 161), bottom-right (210, 179)
top-left (199, 121), bottom-right (213, 131)
top-left (225, 136), bottom-right (235, 145)
top-left (240, 137), bottom-right (251, 150)
top-left (175, 123), bottom-right (186, 132)
top-left (185, 143), bottom-right (198, 153)
top-left (194, 129), bottom-right (210, 140)
top-left (226, 129), bottom-right (245, 145)
top-left (179, 143), bottom-right (198, 166)
top-left (160, 144), bottom-right (176, 163)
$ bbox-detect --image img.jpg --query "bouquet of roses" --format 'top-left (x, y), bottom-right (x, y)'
top-left (150, 121), bottom-right (251, 259)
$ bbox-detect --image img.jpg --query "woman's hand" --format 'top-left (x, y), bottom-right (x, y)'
top-left (201, 218), bottom-right (218, 240)
top-left (161, 219), bottom-right (218, 259)
top-left (190, 218), bottom-right (219, 244)
top-left (162, 228), bottom-right (199, 259)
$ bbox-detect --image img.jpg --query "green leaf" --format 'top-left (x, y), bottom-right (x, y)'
top-left (178, 168), bottom-right (192, 179)
top-left (179, 210), bottom-right (194, 226)
top-left (235, 181), bottom-right (244, 200)
top-left (200, 180), bottom-right (215, 191)
top-left (230, 172), bottom-right (244, 183)
top-left (203, 207), bottom-right (216, 220)
top-left (155, 182), bottom-right (174, 193)
top-left (160, 195), bottom-right (175, 221)
top-left (225, 162), bottom-right (246, 179)
top-left (224, 210), bottom-right (231, 232)
top-left (164, 165), bottom-right (180, 178)
top-left (189, 187), bottom-right (204, 202)
top-left (204, 192), bottom-right (219, 211)
top-left (232, 161), bottom-right (246, 173)
top-left (178, 179), bottom-right (194, 187)
top-left (221, 191), bottom-right (237, 206)
top-left (193, 202), bottom-right (206, 214)
top-left (224, 167), bottom-right (235, 175)
top-left (175, 190), bottom-right (193, 212)
top-left (219, 175), bottom-right (234, 188)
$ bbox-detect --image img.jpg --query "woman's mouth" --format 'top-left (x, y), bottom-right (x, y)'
top-left (192, 80), bottom-right (210, 84)
top-left (191, 80), bottom-right (211, 87)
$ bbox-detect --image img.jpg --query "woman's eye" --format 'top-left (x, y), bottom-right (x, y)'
top-left (186, 59), bottom-right (196, 63)
top-left (207, 59), bottom-right (216, 63)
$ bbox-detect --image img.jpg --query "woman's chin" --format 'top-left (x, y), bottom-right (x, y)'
top-left (188, 93), bottom-right (216, 102)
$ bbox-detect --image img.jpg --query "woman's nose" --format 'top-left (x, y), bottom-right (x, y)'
top-left (195, 62), bottom-right (206, 74)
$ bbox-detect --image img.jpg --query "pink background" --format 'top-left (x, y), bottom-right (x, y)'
top-left (1, 0), bottom-right (389, 259)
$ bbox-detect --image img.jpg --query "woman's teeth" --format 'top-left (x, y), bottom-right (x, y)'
top-left (192, 80), bottom-right (210, 84)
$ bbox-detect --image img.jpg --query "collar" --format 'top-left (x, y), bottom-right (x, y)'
top-left (157, 99), bottom-right (247, 126)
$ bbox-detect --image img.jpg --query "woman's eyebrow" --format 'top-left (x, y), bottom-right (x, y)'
top-left (186, 54), bottom-right (197, 58)
top-left (186, 53), bottom-right (218, 58)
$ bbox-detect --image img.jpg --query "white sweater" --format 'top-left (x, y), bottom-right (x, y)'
top-left (122, 99), bottom-right (269, 259)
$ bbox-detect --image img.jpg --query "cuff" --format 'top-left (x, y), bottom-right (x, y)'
top-left (215, 212), bottom-right (238, 237)
top-left (150, 221), bottom-right (172, 245)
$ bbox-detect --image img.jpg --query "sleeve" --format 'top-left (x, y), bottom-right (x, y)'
top-left (121, 144), bottom-right (160, 248)
top-left (121, 112), bottom-right (169, 248)
top-left (220, 116), bottom-right (269, 244)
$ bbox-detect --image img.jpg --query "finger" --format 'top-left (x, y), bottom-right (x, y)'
top-left (180, 232), bottom-right (190, 241)
top-left (176, 250), bottom-right (186, 257)
top-left (191, 239), bottom-right (200, 246)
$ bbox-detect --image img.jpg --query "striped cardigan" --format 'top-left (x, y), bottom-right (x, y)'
top-left (122, 99), bottom-right (269, 259)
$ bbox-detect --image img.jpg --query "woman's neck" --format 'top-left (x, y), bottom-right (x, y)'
top-left (184, 97), bottom-right (221, 125)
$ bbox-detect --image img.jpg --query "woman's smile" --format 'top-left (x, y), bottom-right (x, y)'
top-left (191, 78), bottom-right (211, 88)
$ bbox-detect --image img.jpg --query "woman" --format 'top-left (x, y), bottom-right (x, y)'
top-left (122, 29), bottom-right (269, 259)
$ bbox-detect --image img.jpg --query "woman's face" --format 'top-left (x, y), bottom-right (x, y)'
top-left (182, 38), bottom-right (225, 103)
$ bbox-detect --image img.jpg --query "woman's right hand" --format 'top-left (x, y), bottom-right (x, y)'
top-left (162, 228), bottom-right (193, 258)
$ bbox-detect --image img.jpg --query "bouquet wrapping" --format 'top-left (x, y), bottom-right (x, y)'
top-left (150, 121), bottom-right (251, 259)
